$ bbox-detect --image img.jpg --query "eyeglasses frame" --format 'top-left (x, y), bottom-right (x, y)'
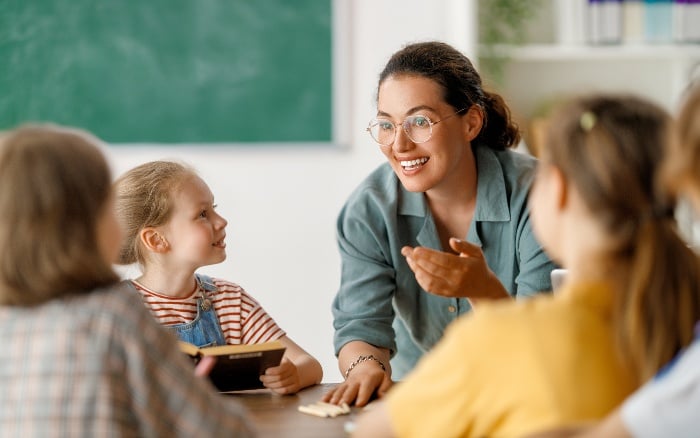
top-left (366, 107), bottom-right (469, 146)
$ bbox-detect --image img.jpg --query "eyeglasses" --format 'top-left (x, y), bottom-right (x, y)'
top-left (366, 108), bottom-right (467, 146)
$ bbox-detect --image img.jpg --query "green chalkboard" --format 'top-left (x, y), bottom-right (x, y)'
top-left (0, 0), bottom-right (332, 144)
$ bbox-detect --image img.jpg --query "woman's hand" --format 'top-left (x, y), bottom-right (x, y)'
top-left (322, 364), bottom-right (392, 407)
top-left (402, 237), bottom-right (509, 302)
top-left (260, 358), bottom-right (303, 395)
top-left (323, 341), bottom-right (393, 407)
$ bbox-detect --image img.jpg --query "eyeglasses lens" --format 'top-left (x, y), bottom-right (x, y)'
top-left (368, 115), bottom-right (433, 146)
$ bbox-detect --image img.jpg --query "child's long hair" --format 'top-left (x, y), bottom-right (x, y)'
top-left (0, 124), bottom-right (120, 306)
top-left (114, 160), bottom-right (195, 266)
top-left (543, 94), bottom-right (700, 382)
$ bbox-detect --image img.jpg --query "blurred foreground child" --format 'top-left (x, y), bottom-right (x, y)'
top-left (0, 125), bottom-right (254, 437)
top-left (528, 86), bottom-right (700, 438)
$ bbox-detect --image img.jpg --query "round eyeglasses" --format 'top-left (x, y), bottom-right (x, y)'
top-left (366, 108), bottom-right (467, 146)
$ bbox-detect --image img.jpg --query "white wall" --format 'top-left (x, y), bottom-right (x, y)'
top-left (106, 0), bottom-right (478, 382)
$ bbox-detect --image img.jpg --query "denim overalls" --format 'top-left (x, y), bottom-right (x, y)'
top-left (169, 274), bottom-right (226, 348)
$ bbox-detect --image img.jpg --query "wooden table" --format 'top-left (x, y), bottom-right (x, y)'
top-left (226, 383), bottom-right (359, 437)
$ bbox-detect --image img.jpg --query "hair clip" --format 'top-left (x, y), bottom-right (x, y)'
top-left (580, 111), bottom-right (596, 132)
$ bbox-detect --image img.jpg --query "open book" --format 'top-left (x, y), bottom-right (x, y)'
top-left (179, 340), bottom-right (286, 392)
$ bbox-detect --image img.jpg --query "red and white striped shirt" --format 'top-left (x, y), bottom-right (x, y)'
top-left (131, 277), bottom-right (285, 345)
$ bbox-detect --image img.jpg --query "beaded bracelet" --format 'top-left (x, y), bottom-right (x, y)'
top-left (344, 354), bottom-right (386, 380)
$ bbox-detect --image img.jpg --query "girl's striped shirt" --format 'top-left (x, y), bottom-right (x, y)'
top-left (130, 277), bottom-right (285, 345)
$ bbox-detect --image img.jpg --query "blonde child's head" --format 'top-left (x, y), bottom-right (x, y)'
top-left (538, 93), bottom-right (700, 382)
top-left (0, 124), bottom-right (120, 306)
top-left (114, 160), bottom-right (196, 266)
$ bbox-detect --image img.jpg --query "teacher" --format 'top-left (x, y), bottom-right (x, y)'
top-left (324, 41), bottom-right (556, 407)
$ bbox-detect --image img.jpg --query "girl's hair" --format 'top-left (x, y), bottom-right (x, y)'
top-left (543, 94), bottom-right (700, 382)
top-left (663, 85), bottom-right (700, 197)
top-left (0, 124), bottom-right (120, 306)
top-left (114, 160), bottom-right (196, 266)
top-left (378, 40), bottom-right (520, 150)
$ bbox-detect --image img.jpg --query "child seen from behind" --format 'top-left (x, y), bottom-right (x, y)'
top-left (526, 84), bottom-right (700, 438)
top-left (0, 125), bottom-right (254, 436)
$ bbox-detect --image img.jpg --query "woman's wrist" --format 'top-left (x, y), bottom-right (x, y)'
top-left (344, 354), bottom-right (386, 380)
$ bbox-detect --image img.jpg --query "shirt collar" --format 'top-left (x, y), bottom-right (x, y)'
top-left (473, 145), bottom-right (510, 222)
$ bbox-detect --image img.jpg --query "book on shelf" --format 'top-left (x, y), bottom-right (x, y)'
top-left (644, 0), bottom-right (674, 43)
top-left (179, 340), bottom-right (286, 392)
top-left (588, 0), bottom-right (623, 45)
top-left (673, 0), bottom-right (700, 43)
top-left (622, 0), bottom-right (645, 44)
top-left (558, 0), bottom-right (700, 45)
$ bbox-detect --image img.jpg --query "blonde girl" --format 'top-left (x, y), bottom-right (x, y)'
top-left (115, 160), bottom-right (322, 395)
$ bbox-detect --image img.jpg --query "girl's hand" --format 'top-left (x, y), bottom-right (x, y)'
top-left (260, 358), bottom-right (303, 395)
top-left (193, 355), bottom-right (217, 377)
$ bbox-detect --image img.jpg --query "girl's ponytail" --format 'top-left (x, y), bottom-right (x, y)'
top-left (617, 215), bottom-right (700, 381)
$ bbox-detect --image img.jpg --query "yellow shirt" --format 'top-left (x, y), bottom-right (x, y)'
top-left (386, 282), bottom-right (637, 438)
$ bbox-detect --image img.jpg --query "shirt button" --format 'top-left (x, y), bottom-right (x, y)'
top-left (447, 305), bottom-right (457, 313)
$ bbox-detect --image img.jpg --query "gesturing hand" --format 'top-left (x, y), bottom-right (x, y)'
top-left (401, 237), bottom-right (509, 301)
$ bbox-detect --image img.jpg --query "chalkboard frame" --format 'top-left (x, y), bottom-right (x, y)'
top-left (0, 0), bottom-right (351, 147)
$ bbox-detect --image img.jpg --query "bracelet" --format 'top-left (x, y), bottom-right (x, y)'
top-left (344, 354), bottom-right (386, 380)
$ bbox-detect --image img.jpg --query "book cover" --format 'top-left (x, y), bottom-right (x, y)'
top-left (179, 340), bottom-right (286, 392)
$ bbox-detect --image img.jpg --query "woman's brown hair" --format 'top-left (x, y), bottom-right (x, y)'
top-left (543, 94), bottom-right (700, 382)
top-left (378, 40), bottom-right (520, 150)
top-left (0, 124), bottom-right (120, 306)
